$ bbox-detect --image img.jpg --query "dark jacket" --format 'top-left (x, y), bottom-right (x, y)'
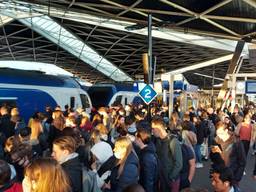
top-left (154, 135), bottom-right (183, 192)
top-left (0, 114), bottom-right (15, 138)
top-left (154, 136), bottom-right (171, 192)
top-left (139, 142), bottom-right (158, 192)
top-left (110, 152), bottom-right (139, 192)
top-left (62, 156), bottom-right (82, 192)
top-left (48, 125), bottom-right (62, 145)
top-left (229, 140), bottom-right (246, 182)
top-left (196, 120), bottom-right (209, 145)
top-left (214, 136), bottom-right (246, 182)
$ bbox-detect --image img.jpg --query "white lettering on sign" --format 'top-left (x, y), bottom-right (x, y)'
top-left (145, 89), bottom-right (151, 99)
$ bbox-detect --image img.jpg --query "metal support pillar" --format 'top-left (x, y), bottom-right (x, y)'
top-left (169, 74), bottom-right (174, 120)
top-left (147, 14), bottom-right (152, 121)
top-left (148, 14), bottom-right (153, 84)
top-left (218, 40), bottom-right (245, 100)
top-left (211, 65), bottom-right (215, 107)
top-left (230, 74), bottom-right (237, 113)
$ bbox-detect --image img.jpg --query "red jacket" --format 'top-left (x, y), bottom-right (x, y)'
top-left (5, 183), bottom-right (23, 192)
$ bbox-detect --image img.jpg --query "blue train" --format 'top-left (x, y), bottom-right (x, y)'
top-left (0, 68), bottom-right (92, 122)
top-left (87, 83), bottom-right (143, 108)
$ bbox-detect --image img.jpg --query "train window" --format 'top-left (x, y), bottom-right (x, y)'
top-left (80, 94), bottom-right (90, 108)
top-left (70, 97), bottom-right (75, 109)
top-left (0, 98), bottom-right (17, 108)
top-left (113, 95), bottom-right (122, 105)
top-left (125, 97), bottom-right (128, 105)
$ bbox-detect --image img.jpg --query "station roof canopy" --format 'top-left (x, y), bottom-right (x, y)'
top-left (0, 0), bottom-right (256, 88)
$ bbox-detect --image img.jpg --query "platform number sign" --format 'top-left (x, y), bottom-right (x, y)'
top-left (139, 84), bottom-right (157, 105)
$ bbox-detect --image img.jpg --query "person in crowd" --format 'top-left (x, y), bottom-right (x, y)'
top-left (90, 137), bottom-right (113, 188)
top-left (108, 136), bottom-right (139, 192)
top-left (122, 183), bottom-right (145, 192)
top-left (98, 107), bottom-right (111, 129)
top-left (135, 128), bottom-right (158, 192)
top-left (223, 116), bottom-right (235, 132)
top-left (80, 115), bottom-right (93, 132)
top-left (183, 113), bottom-right (197, 134)
top-left (211, 166), bottom-right (241, 192)
top-left (63, 104), bottom-right (69, 117)
top-left (10, 107), bottom-right (26, 135)
top-left (181, 121), bottom-right (197, 154)
top-left (45, 106), bottom-right (53, 124)
top-left (29, 119), bottom-right (43, 155)
top-left (135, 110), bottom-right (149, 131)
top-left (48, 115), bottom-right (66, 145)
top-left (17, 126), bottom-right (41, 157)
top-left (195, 111), bottom-right (209, 168)
top-left (65, 115), bottom-right (77, 128)
top-left (0, 106), bottom-right (15, 138)
top-left (0, 159), bottom-right (22, 192)
top-left (151, 117), bottom-right (183, 192)
top-left (23, 158), bottom-right (71, 192)
top-left (92, 114), bottom-right (103, 127)
top-left (179, 142), bottom-right (196, 191)
top-left (230, 107), bottom-right (242, 126)
top-left (75, 107), bottom-right (84, 127)
top-left (60, 127), bottom-right (86, 164)
top-left (52, 136), bottom-right (82, 192)
top-left (95, 123), bottom-right (110, 142)
top-left (36, 112), bottom-right (50, 151)
top-left (5, 138), bottom-right (32, 181)
top-left (52, 110), bottom-right (64, 120)
top-left (169, 111), bottom-right (182, 131)
top-left (235, 114), bottom-right (253, 157)
top-left (211, 121), bottom-right (246, 185)
top-left (188, 107), bottom-right (196, 122)
top-left (207, 107), bottom-right (218, 126)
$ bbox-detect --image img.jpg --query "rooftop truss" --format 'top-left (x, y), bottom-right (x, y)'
top-left (59, 19), bottom-right (231, 78)
top-left (11, 0), bottom-right (256, 41)
top-left (0, 20), bottom-right (112, 83)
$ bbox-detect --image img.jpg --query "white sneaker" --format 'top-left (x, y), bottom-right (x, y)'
top-left (196, 163), bottom-right (203, 168)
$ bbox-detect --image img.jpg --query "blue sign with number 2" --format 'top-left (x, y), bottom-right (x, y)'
top-left (139, 84), bottom-right (158, 105)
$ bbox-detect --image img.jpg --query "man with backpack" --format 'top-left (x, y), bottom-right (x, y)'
top-left (151, 118), bottom-right (183, 192)
top-left (135, 128), bottom-right (158, 192)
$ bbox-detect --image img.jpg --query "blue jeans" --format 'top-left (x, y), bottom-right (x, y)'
top-left (195, 144), bottom-right (202, 163)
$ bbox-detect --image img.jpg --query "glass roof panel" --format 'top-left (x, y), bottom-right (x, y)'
top-left (19, 15), bottom-right (132, 81)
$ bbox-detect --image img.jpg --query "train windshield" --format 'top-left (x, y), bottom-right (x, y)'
top-left (80, 94), bottom-right (90, 109)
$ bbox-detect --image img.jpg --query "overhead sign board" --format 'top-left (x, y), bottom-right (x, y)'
top-left (246, 81), bottom-right (256, 94)
top-left (139, 84), bottom-right (157, 105)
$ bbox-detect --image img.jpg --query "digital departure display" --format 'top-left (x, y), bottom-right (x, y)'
top-left (245, 81), bottom-right (256, 94)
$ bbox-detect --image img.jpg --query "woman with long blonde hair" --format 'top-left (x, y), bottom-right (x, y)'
top-left (22, 158), bottom-right (71, 192)
top-left (108, 136), bottom-right (139, 192)
top-left (30, 119), bottom-right (43, 141)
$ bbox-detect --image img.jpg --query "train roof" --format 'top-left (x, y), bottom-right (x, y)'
top-left (0, 68), bottom-right (81, 88)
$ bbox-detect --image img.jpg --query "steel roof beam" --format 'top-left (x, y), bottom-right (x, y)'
top-left (160, 0), bottom-right (240, 37)
top-left (164, 54), bottom-right (233, 75)
top-left (0, 15), bottom-right (14, 27)
top-left (100, 0), bottom-right (162, 22)
top-left (193, 73), bottom-right (224, 81)
top-left (243, 0), bottom-right (256, 9)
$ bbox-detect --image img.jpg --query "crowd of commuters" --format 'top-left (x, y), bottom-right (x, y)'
top-left (0, 101), bottom-right (256, 192)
